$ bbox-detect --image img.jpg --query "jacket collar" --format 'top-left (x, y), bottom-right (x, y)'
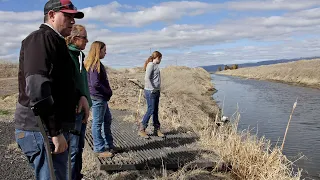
top-left (68, 44), bottom-right (80, 52)
top-left (68, 44), bottom-right (85, 57)
top-left (42, 23), bottom-right (64, 39)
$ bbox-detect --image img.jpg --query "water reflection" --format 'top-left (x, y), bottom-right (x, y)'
top-left (212, 74), bottom-right (320, 179)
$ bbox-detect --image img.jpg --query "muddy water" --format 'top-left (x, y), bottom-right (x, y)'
top-left (212, 74), bottom-right (320, 179)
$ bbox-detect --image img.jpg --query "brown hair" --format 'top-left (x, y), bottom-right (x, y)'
top-left (65, 24), bottom-right (86, 45)
top-left (84, 41), bottom-right (106, 73)
top-left (143, 51), bottom-right (162, 71)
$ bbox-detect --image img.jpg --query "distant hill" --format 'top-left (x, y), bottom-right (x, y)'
top-left (200, 56), bottom-right (320, 73)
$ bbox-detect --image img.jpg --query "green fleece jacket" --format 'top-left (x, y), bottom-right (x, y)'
top-left (68, 44), bottom-right (92, 108)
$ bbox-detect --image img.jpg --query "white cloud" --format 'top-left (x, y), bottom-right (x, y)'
top-left (81, 1), bottom-right (216, 27)
top-left (0, 11), bottom-right (42, 21)
top-left (78, 0), bottom-right (320, 27)
top-left (226, 0), bottom-right (320, 11)
top-left (1, 1), bottom-right (320, 67)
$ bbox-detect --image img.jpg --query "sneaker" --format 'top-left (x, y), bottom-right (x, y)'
top-left (138, 130), bottom-right (150, 139)
top-left (155, 130), bottom-right (165, 138)
top-left (96, 151), bottom-right (114, 158)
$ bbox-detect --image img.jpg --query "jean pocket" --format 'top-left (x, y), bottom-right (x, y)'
top-left (15, 130), bottom-right (40, 163)
top-left (92, 99), bottom-right (104, 107)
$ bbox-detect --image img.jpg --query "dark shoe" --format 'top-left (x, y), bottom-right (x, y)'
top-left (109, 147), bottom-right (120, 154)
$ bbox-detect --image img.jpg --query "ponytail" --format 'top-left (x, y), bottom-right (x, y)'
top-left (143, 55), bottom-right (154, 71)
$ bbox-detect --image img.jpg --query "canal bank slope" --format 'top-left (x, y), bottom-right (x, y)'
top-left (104, 65), bottom-right (301, 180)
top-left (216, 58), bottom-right (320, 89)
top-left (0, 63), bottom-right (301, 179)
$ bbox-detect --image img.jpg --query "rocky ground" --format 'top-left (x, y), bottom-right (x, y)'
top-left (0, 118), bottom-right (34, 180)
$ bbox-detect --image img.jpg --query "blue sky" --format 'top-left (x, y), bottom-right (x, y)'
top-left (1, 0), bottom-right (320, 68)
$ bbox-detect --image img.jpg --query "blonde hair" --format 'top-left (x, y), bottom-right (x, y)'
top-left (143, 51), bottom-right (162, 71)
top-left (65, 24), bottom-right (86, 45)
top-left (84, 41), bottom-right (106, 73)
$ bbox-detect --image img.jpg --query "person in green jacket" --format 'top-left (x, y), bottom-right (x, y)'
top-left (65, 24), bottom-right (91, 180)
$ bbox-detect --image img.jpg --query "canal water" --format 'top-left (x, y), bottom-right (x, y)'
top-left (212, 74), bottom-right (320, 179)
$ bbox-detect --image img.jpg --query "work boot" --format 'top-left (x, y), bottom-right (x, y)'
top-left (138, 123), bottom-right (149, 139)
top-left (96, 151), bottom-right (114, 158)
top-left (154, 129), bottom-right (165, 138)
top-left (138, 129), bottom-right (150, 139)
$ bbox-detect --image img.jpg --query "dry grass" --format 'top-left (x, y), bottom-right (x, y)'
top-left (0, 93), bottom-right (18, 120)
top-left (0, 63), bottom-right (302, 180)
top-left (106, 65), bottom-right (301, 180)
top-left (199, 111), bottom-right (301, 180)
top-left (0, 62), bottom-right (18, 78)
top-left (216, 58), bottom-right (320, 88)
top-left (156, 168), bottom-right (231, 180)
top-left (108, 65), bottom-right (220, 132)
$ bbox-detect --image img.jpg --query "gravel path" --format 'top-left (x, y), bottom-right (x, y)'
top-left (0, 119), bottom-right (34, 180)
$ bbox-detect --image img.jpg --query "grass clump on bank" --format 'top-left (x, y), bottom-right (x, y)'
top-left (0, 109), bottom-right (11, 115)
top-left (199, 112), bottom-right (301, 180)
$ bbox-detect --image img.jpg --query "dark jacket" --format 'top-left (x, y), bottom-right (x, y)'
top-left (87, 62), bottom-right (112, 101)
top-left (14, 24), bottom-right (81, 136)
top-left (68, 44), bottom-right (92, 108)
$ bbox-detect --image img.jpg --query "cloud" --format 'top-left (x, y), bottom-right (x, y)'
top-left (225, 0), bottom-right (320, 11)
top-left (79, 0), bottom-right (320, 27)
top-left (1, 1), bottom-right (320, 67)
top-left (152, 38), bottom-right (320, 68)
top-left (81, 1), bottom-right (216, 27)
top-left (0, 11), bottom-right (42, 22)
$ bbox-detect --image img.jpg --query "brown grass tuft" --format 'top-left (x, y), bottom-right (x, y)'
top-left (199, 111), bottom-right (301, 180)
top-left (0, 62), bottom-right (18, 78)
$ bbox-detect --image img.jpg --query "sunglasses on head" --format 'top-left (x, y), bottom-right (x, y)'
top-left (52, 3), bottom-right (77, 11)
top-left (76, 35), bottom-right (88, 40)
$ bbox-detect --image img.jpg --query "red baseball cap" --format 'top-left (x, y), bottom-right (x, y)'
top-left (44, 0), bottom-right (84, 19)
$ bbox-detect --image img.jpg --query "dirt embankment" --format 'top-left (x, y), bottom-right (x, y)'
top-left (106, 66), bottom-right (301, 180)
top-left (108, 65), bottom-right (220, 132)
top-left (0, 63), bottom-right (301, 180)
top-left (0, 64), bottom-right (224, 180)
top-left (216, 58), bottom-right (320, 88)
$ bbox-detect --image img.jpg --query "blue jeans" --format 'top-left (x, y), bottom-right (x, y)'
top-left (141, 90), bottom-right (161, 129)
top-left (15, 129), bottom-right (69, 180)
top-left (70, 112), bottom-right (86, 180)
top-left (91, 99), bottom-right (114, 152)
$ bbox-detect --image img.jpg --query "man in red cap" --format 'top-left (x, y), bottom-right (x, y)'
top-left (14, 0), bottom-right (88, 179)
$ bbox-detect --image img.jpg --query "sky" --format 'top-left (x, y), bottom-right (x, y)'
top-left (1, 0), bottom-right (320, 68)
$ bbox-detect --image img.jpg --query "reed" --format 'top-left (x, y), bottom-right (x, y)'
top-left (281, 98), bottom-right (298, 151)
